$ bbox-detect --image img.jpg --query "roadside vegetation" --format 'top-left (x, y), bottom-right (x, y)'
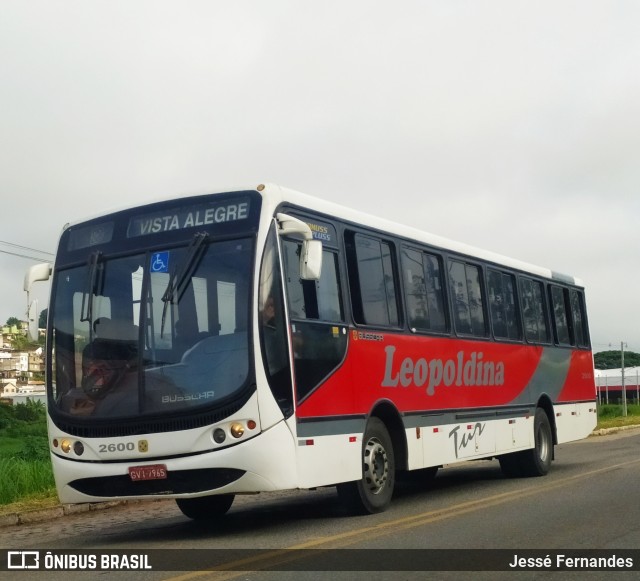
top-left (0, 399), bottom-right (55, 509)
top-left (596, 403), bottom-right (640, 430)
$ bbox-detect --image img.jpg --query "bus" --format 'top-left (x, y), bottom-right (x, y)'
top-left (24, 183), bottom-right (597, 518)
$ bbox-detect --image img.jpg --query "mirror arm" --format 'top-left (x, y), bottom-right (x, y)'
top-left (276, 213), bottom-right (313, 241)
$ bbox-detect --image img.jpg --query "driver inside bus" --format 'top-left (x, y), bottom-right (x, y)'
top-left (60, 318), bottom-right (140, 415)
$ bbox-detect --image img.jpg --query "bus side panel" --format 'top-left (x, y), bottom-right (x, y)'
top-left (554, 401), bottom-right (597, 444)
top-left (295, 432), bottom-right (363, 489)
top-left (297, 335), bottom-right (544, 418)
top-left (420, 419), bottom-right (497, 467)
top-left (494, 414), bottom-right (533, 453)
top-left (556, 350), bottom-right (597, 402)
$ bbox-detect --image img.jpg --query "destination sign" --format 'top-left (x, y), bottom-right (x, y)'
top-left (127, 199), bottom-right (251, 238)
top-left (67, 221), bottom-right (115, 251)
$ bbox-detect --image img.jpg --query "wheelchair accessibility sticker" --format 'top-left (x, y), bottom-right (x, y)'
top-left (151, 251), bottom-right (170, 273)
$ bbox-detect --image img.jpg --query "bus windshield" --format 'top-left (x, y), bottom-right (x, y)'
top-left (49, 237), bottom-right (254, 419)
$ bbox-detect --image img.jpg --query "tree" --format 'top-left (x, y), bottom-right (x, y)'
top-left (5, 316), bottom-right (21, 327)
top-left (38, 308), bottom-right (48, 329)
top-left (9, 334), bottom-right (36, 351)
top-left (593, 350), bottom-right (640, 370)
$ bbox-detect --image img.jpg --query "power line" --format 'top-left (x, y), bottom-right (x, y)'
top-left (0, 240), bottom-right (54, 262)
top-left (0, 240), bottom-right (54, 257)
top-left (0, 248), bottom-right (53, 262)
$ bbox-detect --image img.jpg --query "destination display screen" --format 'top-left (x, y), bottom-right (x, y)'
top-left (127, 198), bottom-right (252, 238)
top-left (67, 221), bottom-right (115, 251)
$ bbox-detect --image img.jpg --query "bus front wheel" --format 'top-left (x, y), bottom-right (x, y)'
top-left (337, 417), bottom-right (395, 514)
top-left (176, 494), bottom-right (235, 520)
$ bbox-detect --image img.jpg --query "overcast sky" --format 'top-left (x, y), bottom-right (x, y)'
top-left (1, 1), bottom-right (639, 353)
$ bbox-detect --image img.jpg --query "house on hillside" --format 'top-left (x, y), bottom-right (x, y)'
top-left (1, 378), bottom-right (18, 397)
top-left (0, 351), bottom-right (16, 379)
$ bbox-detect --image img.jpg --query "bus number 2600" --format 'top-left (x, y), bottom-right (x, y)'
top-left (99, 442), bottom-right (136, 453)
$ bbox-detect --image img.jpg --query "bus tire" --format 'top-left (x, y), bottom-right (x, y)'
top-left (498, 452), bottom-right (523, 477)
top-left (499, 408), bottom-right (553, 478)
top-left (521, 408), bottom-right (553, 476)
top-left (175, 494), bottom-right (235, 520)
top-left (337, 417), bottom-right (395, 514)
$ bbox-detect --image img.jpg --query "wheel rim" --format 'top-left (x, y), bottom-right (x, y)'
top-left (363, 436), bottom-right (388, 495)
top-left (537, 423), bottom-right (550, 463)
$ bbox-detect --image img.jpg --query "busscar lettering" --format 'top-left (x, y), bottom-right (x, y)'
top-left (381, 345), bottom-right (505, 396)
top-left (162, 391), bottom-right (215, 404)
top-left (306, 222), bottom-right (332, 242)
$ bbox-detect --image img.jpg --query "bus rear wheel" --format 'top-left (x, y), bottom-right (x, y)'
top-left (176, 494), bottom-right (235, 520)
top-left (337, 417), bottom-right (395, 514)
top-left (499, 408), bottom-right (553, 477)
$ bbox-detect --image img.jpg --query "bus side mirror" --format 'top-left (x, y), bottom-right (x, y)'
top-left (300, 239), bottom-right (322, 281)
top-left (24, 262), bottom-right (51, 341)
top-left (27, 299), bottom-right (40, 341)
top-left (24, 262), bottom-right (52, 293)
top-left (276, 213), bottom-right (322, 280)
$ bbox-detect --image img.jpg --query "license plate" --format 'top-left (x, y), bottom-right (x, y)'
top-left (128, 464), bottom-right (167, 481)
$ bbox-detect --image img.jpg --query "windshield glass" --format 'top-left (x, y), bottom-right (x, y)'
top-left (49, 237), bottom-right (253, 419)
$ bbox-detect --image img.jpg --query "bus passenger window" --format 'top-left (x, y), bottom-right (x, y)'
top-left (348, 233), bottom-right (399, 327)
top-left (401, 247), bottom-right (447, 333)
top-left (520, 278), bottom-right (551, 343)
top-left (449, 260), bottom-right (486, 337)
top-left (569, 289), bottom-right (589, 348)
top-left (488, 269), bottom-right (521, 341)
top-left (550, 285), bottom-right (571, 346)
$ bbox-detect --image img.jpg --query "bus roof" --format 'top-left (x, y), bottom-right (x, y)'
top-left (260, 183), bottom-right (584, 288)
top-left (60, 182), bottom-right (584, 288)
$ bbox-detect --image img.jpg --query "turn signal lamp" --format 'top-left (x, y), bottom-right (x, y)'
top-left (230, 423), bottom-right (245, 439)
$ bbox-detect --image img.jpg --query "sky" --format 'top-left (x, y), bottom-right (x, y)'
top-left (1, 1), bottom-right (639, 353)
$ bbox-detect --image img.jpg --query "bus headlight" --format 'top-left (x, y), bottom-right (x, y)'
top-left (60, 439), bottom-right (72, 453)
top-left (213, 428), bottom-right (226, 444)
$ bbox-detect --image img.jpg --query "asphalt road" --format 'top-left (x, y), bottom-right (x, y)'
top-left (2, 428), bottom-right (640, 581)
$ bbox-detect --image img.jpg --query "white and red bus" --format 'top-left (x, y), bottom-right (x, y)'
top-left (25, 183), bottom-right (596, 517)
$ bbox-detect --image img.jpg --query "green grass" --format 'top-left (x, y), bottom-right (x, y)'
top-left (0, 436), bottom-right (24, 457)
top-left (0, 458), bottom-right (56, 505)
top-left (0, 400), bottom-right (56, 509)
top-left (596, 403), bottom-right (640, 430)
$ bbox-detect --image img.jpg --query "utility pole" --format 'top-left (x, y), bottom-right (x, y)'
top-left (621, 341), bottom-right (627, 417)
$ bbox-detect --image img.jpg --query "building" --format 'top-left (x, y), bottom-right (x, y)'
top-left (595, 367), bottom-right (640, 404)
top-left (0, 351), bottom-right (16, 379)
top-left (0, 322), bottom-right (46, 405)
top-left (0, 378), bottom-right (18, 396)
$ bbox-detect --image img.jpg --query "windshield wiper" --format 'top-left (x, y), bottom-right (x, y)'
top-left (160, 232), bottom-right (209, 337)
top-left (79, 251), bottom-right (103, 328)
